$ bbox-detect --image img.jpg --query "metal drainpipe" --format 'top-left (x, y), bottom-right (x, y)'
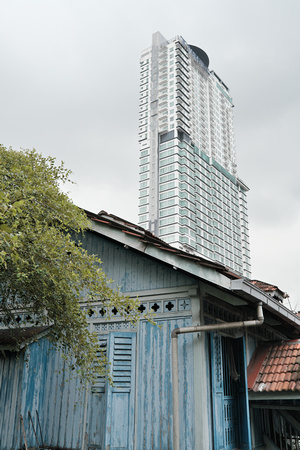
top-left (171, 301), bottom-right (264, 450)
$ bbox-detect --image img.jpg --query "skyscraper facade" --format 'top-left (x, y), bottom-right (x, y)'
top-left (138, 32), bottom-right (251, 277)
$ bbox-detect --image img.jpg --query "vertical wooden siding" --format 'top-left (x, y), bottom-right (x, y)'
top-left (136, 317), bottom-right (194, 450)
top-left (17, 337), bottom-right (106, 450)
top-left (0, 351), bottom-right (24, 449)
top-left (18, 338), bottom-right (83, 448)
top-left (83, 232), bottom-right (197, 292)
top-left (1, 321), bottom-right (195, 449)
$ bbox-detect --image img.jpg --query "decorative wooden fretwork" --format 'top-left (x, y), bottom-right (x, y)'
top-left (204, 300), bottom-right (242, 324)
top-left (93, 322), bottom-right (136, 333)
top-left (204, 299), bottom-right (287, 341)
top-left (0, 313), bottom-right (40, 328)
top-left (204, 300), bottom-right (243, 338)
top-left (82, 297), bottom-right (191, 323)
top-left (213, 334), bottom-right (222, 385)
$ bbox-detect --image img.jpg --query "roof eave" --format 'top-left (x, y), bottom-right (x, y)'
top-left (249, 391), bottom-right (300, 401)
top-left (89, 217), bottom-right (232, 290)
top-left (231, 278), bottom-right (300, 328)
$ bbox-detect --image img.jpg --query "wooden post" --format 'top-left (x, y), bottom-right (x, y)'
top-left (28, 410), bottom-right (40, 450)
top-left (20, 414), bottom-right (28, 450)
top-left (36, 410), bottom-right (45, 449)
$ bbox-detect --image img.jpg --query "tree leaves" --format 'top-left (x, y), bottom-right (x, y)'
top-left (0, 145), bottom-right (143, 385)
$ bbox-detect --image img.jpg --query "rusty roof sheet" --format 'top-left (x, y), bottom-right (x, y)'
top-left (85, 210), bottom-right (295, 312)
top-left (248, 340), bottom-right (300, 393)
top-left (250, 280), bottom-right (279, 292)
top-left (250, 279), bottom-right (288, 299)
top-left (85, 209), bottom-right (237, 277)
top-left (0, 326), bottom-right (50, 349)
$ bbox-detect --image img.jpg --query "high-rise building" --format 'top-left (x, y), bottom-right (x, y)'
top-left (138, 32), bottom-right (251, 277)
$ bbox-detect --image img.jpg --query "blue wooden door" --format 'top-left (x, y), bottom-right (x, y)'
top-left (211, 334), bottom-right (251, 450)
top-left (104, 332), bottom-right (136, 450)
top-left (211, 332), bottom-right (226, 449)
top-left (221, 337), bottom-right (240, 450)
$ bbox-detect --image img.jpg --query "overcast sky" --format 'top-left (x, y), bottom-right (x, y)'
top-left (1, 0), bottom-right (299, 310)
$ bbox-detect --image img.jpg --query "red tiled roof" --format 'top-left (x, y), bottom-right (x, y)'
top-left (248, 340), bottom-right (300, 393)
top-left (250, 280), bottom-right (279, 293)
top-left (250, 279), bottom-right (288, 301)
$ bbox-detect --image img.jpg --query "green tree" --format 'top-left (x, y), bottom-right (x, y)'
top-left (0, 145), bottom-right (142, 383)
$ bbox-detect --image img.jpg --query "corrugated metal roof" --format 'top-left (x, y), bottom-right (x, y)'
top-left (248, 340), bottom-right (300, 393)
top-left (86, 209), bottom-right (300, 333)
top-left (85, 209), bottom-right (239, 278)
top-left (0, 326), bottom-right (49, 350)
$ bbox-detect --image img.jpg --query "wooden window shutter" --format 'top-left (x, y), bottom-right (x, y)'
top-left (104, 332), bottom-right (136, 450)
top-left (111, 334), bottom-right (133, 390)
top-left (92, 335), bottom-right (108, 394)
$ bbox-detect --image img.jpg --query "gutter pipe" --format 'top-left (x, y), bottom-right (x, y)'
top-left (171, 301), bottom-right (264, 450)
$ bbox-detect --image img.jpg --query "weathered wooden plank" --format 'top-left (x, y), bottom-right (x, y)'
top-left (105, 332), bottom-right (136, 450)
top-left (136, 317), bottom-right (195, 449)
top-left (0, 351), bottom-right (24, 449)
top-left (80, 233), bottom-right (196, 292)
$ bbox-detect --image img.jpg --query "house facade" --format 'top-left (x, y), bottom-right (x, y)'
top-left (1, 210), bottom-right (299, 449)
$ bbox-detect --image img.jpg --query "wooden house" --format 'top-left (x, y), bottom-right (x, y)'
top-left (1, 210), bottom-right (300, 449)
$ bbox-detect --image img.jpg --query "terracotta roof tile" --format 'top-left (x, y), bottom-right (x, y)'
top-left (285, 372), bottom-right (292, 382)
top-left (291, 372), bottom-right (299, 381)
top-left (278, 373), bottom-right (285, 382)
top-left (282, 381), bottom-right (290, 390)
top-left (273, 373), bottom-right (280, 382)
top-left (249, 280), bottom-right (287, 301)
top-left (250, 280), bottom-right (278, 292)
top-left (248, 339), bottom-right (300, 393)
top-left (265, 382), bottom-right (271, 392)
top-left (264, 374), bottom-right (272, 383)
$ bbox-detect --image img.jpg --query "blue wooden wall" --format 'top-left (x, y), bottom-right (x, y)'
top-left (0, 339), bottom-right (89, 449)
top-left (0, 321), bottom-right (194, 449)
top-left (0, 230), bottom-right (198, 449)
top-left (82, 231), bottom-right (197, 292)
top-left (136, 317), bottom-right (194, 449)
top-left (0, 351), bottom-right (24, 449)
